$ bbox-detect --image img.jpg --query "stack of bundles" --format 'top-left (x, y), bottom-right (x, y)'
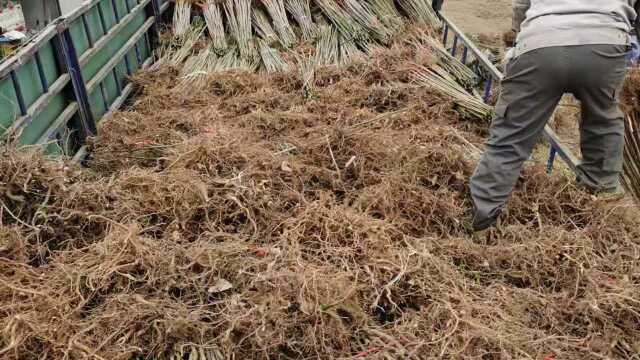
top-left (158, 0), bottom-right (493, 121)
top-left (159, 0), bottom-right (443, 79)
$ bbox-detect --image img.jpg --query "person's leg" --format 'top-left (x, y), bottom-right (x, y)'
top-left (570, 45), bottom-right (628, 192)
top-left (470, 47), bottom-right (567, 230)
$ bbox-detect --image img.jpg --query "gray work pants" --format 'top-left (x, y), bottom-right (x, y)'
top-left (470, 45), bottom-right (628, 223)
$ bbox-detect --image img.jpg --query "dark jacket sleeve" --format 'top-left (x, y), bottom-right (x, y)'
top-left (432, 0), bottom-right (444, 12)
top-left (636, 2), bottom-right (640, 38)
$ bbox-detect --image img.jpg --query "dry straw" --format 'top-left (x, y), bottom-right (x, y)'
top-left (621, 68), bottom-right (640, 204)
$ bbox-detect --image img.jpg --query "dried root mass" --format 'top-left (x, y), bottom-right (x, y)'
top-left (1, 22), bottom-right (640, 360)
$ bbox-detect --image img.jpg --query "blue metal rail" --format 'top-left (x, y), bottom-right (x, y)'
top-left (437, 11), bottom-right (579, 175)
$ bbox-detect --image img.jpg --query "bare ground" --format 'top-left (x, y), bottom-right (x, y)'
top-left (442, 0), bottom-right (512, 35)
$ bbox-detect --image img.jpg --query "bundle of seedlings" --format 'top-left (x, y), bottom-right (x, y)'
top-left (257, 39), bottom-right (290, 72)
top-left (342, 0), bottom-right (393, 44)
top-left (200, 0), bottom-right (228, 54)
top-left (225, 0), bottom-right (255, 60)
top-left (173, 0), bottom-right (194, 36)
top-left (339, 36), bottom-right (366, 65)
top-left (368, 0), bottom-right (405, 33)
top-left (285, 0), bottom-right (317, 40)
top-left (315, 0), bottom-right (371, 44)
top-left (410, 63), bottom-right (492, 120)
top-left (252, 8), bottom-right (280, 45)
top-left (262, 0), bottom-right (298, 48)
top-left (418, 37), bottom-right (476, 88)
top-left (398, 0), bottom-right (439, 27)
top-left (216, 45), bottom-right (260, 71)
top-left (314, 25), bottom-right (340, 65)
top-left (153, 24), bottom-right (206, 69)
top-left (178, 47), bottom-right (218, 88)
top-left (299, 54), bottom-right (317, 97)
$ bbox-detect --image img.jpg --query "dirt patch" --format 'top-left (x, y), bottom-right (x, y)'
top-left (443, 0), bottom-right (512, 36)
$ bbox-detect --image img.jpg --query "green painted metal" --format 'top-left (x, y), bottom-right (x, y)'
top-left (0, 0), bottom-right (168, 155)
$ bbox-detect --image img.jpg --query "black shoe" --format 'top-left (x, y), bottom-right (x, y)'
top-left (472, 210), bottom-right (501, 232)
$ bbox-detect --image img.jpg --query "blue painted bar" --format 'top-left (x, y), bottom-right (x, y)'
top-left (99, 82), bottom-right (109, 110)
top-left (461, 46), bottom-right (468, 64)
top-left (451, 35), bottom-right (458, 57)
top-left (10, 71), bottom-right (27, 116)
top-left (134, 42), bottom-right (142, 66)
top-left (144, 32), bottom-right (152, 60)
top-left (113, 68), bottom-right (122, 95)
top-left (34, 51), bottom-right (49, 92)
top-left (111, 0), bottom-right (121, 22)
top-left (124, 54), bottom-right (132, 75)
top-left (546, 146), bottom-right (557, 173)
top-left (442, 25), bottom-right (449, 47)
top-left (151, 0), bottom-right (162, 28)
top-left (55, 28), bottom-right (98, 137)
top-left (97, 2), bottom-right (108, 35)
top-left (483, 77), bottom-right (493, 103)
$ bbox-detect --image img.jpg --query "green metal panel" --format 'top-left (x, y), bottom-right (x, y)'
top-left (88, 85), bottom-right (107, 120)
top-left (0, 78), bottom-right (19, 134)
top-left (81, 7), bottom-right (147, 81)
top-left (39, 41), bottom-right (62, 86)
top-left (103, 73), bottom-right (119, 111)
top-left (100, 0), bottom-right (117, 30)
top-left (0, 0), bottom-right (160, 155)
top-left (14, 58), bottom-right (45, 109)
top-left (19, 95), bottom-right (68, 145)
top-left (14, 38), bottom-right (71, 145)
top-left (69, 18), bottom-right (91, 57)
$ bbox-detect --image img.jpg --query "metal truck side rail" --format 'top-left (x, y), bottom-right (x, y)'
top-left (438, 12), bottom-right (579, 175)
top-left (0, 0), bottom-right (170, 155)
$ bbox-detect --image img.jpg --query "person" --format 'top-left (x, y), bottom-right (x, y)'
top-left (469, 0), bottom-right (640, 232)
